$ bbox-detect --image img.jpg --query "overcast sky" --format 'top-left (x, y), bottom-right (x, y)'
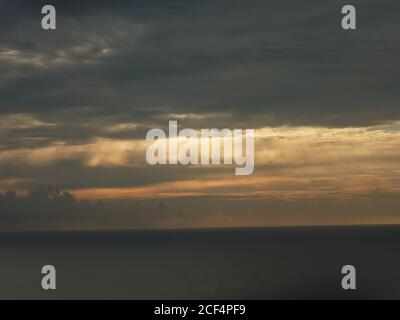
top-left (1, 0), bottom-right (400, 230)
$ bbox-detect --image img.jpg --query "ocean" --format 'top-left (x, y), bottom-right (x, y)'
top-left (0, 225), bottom-right (399, 300)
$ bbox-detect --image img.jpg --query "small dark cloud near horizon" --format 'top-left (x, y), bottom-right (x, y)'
top-left (0, 186), bottom-right (180, 229)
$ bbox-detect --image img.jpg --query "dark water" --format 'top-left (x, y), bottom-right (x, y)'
top-left (0, 226), bottom-right (400, 300)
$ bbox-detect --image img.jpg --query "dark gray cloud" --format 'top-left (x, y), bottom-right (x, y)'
top-left (0, 0), bottom-right (399, 139)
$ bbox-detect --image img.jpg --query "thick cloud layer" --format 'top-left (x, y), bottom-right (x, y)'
top-left (1, 0), bottom-right (399, 134)
top-left (0, 0), bottom-right (400, 229)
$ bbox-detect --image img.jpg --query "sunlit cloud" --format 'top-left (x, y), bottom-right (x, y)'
top-left (1, 122), bottom-right (400, 200)
top-left (0, 114), bottom-right (56, 131)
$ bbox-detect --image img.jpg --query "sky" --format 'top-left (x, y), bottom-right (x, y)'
top-left (0, 0), bottom-right (400, 230)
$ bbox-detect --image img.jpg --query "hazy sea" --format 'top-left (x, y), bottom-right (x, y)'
top-left (0, 226), bottom-right (399, 300)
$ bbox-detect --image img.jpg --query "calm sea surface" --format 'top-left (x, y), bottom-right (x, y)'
top-left (0, 226), bottom-right (399, 299)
